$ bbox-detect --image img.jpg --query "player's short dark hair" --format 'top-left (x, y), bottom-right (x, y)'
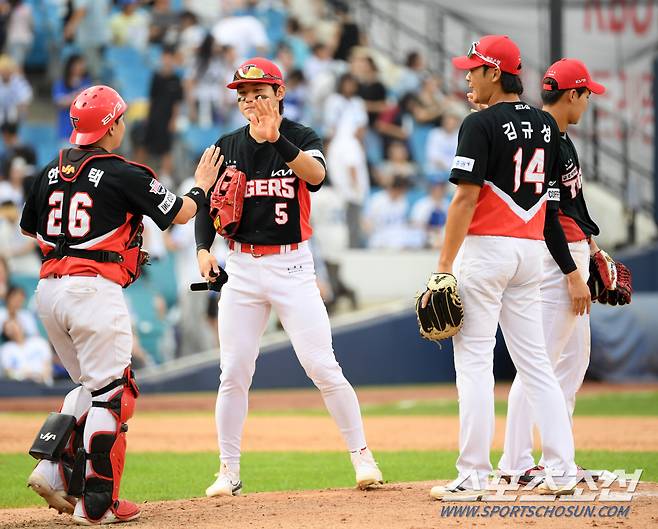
top-left (272, 84), bottom-right (284, 114)
top-left (482, 66), bottom-right (523, 95)
top-left (0, 121), bottom-right (18, 135)
top-left (541, 77), bottom-right (588, 105)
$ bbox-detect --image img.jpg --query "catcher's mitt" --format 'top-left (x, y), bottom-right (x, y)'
top-left (210, 165), bottom-right (247, 238)
top-left (587, 250), bottom-right (632, 306)
top-left (416, 273), bottom-right (464, 341)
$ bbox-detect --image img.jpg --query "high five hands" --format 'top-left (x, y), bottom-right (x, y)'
top-left (248, 96), bottom-right (281, 143)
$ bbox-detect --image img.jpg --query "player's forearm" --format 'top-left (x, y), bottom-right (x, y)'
top-left (172, 197), bottom-right (199, 224)
top-left (544, 207), bottom-right (577, 274)
top-left (282, 147), bottom-right (325, 186)
top-left (436, 184), bottom-right (479, 272)
top-left (194, 203), bottom-right (216, 251)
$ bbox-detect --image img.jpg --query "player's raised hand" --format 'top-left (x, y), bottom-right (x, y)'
top-left (194, 146), bottom-right (223, 193)
top-left (250, 96), bottom-right (281, 143)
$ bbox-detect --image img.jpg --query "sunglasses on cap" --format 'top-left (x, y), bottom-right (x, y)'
top-left (233, 64), bottom-right (282, 82)
top-left (467, 42), bottom-right (501, 69)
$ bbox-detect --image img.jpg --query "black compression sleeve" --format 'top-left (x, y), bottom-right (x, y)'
top-left (544, 206), bottom-right (577, 275)
top-left (194, 190), bottom-right (216, 252)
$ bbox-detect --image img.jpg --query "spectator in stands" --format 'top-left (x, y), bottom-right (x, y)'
top-left (176, 10), bottom-right (204, 67)
top-left (0, 285), bottom-right (53, 385)
top-left (283, 17), bottom-right (310, 69)
top-left (394, 50), bottom-right (425, 97)
top-left (0, 197), bottom-right (39, 275)
top-left (413, 73), bottom-right (451, 126)
top-left (363, 175), bottom-right (423, 249)
top-left (305, 42), bottom-right (334, 81)
top-left (136, 46), bottom-right (183, 185)
top-left (0, 155), bottom-right (26, 204)
top-left (0, 54), bottom-right (30, 124)
top-left (184, 35), bottom-right (228, 126)
top-left (282, 69), bottom-right (307, 123)
top-left (332, 2), bottom-right (362, 61)
top-left (375, 92), bottom-right (417, 160)
top-left (211, 8), bottom-right (269, 61)
top-left (4, 0), bottom-right (33, 68)
top-left (351, 51), bottom-right (387, 129)
top-left (0, 255), bottom-right (8, 306)
top-left (110, 0), bottom-right (150, 51)
top-left (410, 180), bottom-right (449, 249)
top-left (374, 140), bottom-right (417, 188)
top-left (63, 0), bottom-right (112, 81)
top-left (52, 54), bottom-right (91, 145)
top-left (274, 42), bottom-right (295, 78)
top-left (324, 73), bottom-right (369, 248)
top-left (425, 108), bottom-right (462, 183)
top-left (0, 120), bottom-right (36, 182)
top-left (149, 0), bottom-right (178, 46)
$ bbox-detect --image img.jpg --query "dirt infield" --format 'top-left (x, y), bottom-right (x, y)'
top-left (2, 482), bottom-right (657, 529)
top-left (2, 383), bottom-right (657, 528)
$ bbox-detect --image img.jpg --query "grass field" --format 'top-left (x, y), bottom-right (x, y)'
top-left (1, 389), bottom-right (656, 510)
top-left (2, 450), bottom-right (657, 508)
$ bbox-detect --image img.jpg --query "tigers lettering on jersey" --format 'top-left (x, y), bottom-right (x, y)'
top-left (449, 102), bottom-right (561, 240)
top-left (244, 177), bottom-right (296, 198)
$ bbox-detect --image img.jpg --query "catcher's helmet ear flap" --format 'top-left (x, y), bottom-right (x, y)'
top-left (69, 85), bottom-right (127, 146)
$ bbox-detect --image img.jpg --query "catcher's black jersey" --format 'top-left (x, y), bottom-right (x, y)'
top-left (201, 118), bottom-right (325, 246)
top-left (20, 150), bottom-right (183, 285)
top-left (556, 133), bottom-right (600, 242)
top-left (449, 102), bottom-right (561, 240)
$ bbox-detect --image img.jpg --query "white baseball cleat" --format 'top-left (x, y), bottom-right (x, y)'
top-left (430, 477), bottom-right (487, 501)
top-left (350, 448), bottom-right (383, 489)
top-left (206, 463), bottom-right (243, 497)
top-left (536, 479), bottom-right (578, 496)
top-left (27, 468), bottom-right (77, 514)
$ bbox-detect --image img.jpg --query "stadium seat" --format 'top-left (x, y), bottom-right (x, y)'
top-left (182, 124), bottom-right (222, 159)
top-left (19, 123), bottom-right (59, 167)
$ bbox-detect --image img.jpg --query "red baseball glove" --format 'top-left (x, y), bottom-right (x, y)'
top-left (587, 250), bottom-right (632, 306)
top-left (209, 166), bottom-right (247, 238)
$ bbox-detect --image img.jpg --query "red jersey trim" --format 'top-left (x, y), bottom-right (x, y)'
top-left (558, 210), bottom-right (587, 242)
top-left (468, 183), bottom-right (547, 240)
top-left (299, 180), bottom-right (313, 241)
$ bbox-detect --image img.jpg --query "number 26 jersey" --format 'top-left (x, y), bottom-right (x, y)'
top-left (449, 102), bottom-right (561, 240)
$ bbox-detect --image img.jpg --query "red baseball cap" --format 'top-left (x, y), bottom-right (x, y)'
top-left (452, 35), bottom-right (522, 74)
top-left (226, 57), bottom-right (285, 89)
top-left (543, 58), bottom-right (605, 95)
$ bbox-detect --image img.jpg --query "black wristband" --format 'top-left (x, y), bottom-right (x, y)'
top-left (271, 134), bottom-right (300, 163)
top-left (185, 186), bottom-right (206, 212)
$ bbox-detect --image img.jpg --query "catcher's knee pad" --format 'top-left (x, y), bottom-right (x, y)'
top-left (68, 367), bottom-right (139, 522)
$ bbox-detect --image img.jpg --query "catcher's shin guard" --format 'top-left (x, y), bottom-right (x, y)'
top-left (70, 367), bottom-right (139, 523)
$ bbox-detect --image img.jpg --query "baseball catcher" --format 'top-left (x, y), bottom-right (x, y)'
top-left (416, 273), bottom-right (464, 341)
top-left (588, 249), bottom-right (632, 306)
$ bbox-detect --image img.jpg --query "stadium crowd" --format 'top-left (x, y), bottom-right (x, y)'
top-left (0, 0), bottom-right (469, 378)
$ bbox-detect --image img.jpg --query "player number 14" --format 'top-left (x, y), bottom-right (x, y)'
top-left (513, 147), bottom-right (545, 194)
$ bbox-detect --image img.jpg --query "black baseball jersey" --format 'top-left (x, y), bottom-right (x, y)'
top-left (556, 132), bottom-right (600, 242)
top-left (20, 149), bottom-right (183, 285)
top-left (195, 118), bottom-right (326, 248)
top-left (449, 102), bottom-right (561, 240)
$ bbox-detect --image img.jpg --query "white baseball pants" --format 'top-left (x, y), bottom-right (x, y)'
top-left (215, 241), bottom-right (367, 466)
top-left (499, 241), bottom-right (590, 474)
top-left (451, 235), bottom-right (576, 486)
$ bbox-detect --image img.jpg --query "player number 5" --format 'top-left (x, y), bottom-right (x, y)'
top-left (513, 147), bottom-right (545, 194)
top-left (275, 202), bottom-right (288, 225)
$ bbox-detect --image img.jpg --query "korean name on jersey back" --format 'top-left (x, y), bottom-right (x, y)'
top-left (448, 102), bottom-right (561, 240)
top-left (20, 154), bottom-right (183, 286)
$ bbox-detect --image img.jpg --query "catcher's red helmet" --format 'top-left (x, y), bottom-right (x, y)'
top-left (69, 85), bottom-right (127, 145)
top-left (226, 57), bottom-right (285, 89)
